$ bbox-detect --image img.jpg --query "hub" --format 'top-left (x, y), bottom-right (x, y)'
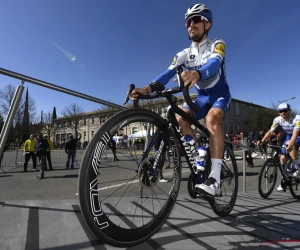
top-left (138, 158), bottom-right (160, 189)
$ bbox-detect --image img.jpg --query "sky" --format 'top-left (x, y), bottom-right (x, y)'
top-left (0, 0), bottom-right (300, 119)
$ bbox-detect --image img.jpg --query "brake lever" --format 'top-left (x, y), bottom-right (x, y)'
top-left (123, 84), bottom-right (138, 107)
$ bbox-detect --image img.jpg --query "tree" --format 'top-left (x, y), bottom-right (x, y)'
top-left (60, 103), bottom-right (84, 137)
top-left (52, 106), bottom-right (57, 123)
top-left (41, 111), bottom-right (57, 138)
top-left (246, 109), bottom-right (278, 133)
top-left (0, 84), bottom-right (36, 145)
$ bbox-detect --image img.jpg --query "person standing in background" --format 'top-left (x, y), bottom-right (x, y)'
top-left (35, 133), bottom-right (49, 180)
top-left (23, 134), bottom-right (37, 172)
top-left (43, 134), bottom-right (53, 170)
top-left (65, 133), bottom-right (82, 169)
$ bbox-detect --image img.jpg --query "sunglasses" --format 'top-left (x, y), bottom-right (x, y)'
top-left (278, 110), bottom-right (289, 113)
top-left (186, 15), bottom-right (207, 28)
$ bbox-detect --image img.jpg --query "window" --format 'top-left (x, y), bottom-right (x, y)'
top-left (229, 121), bottom-right (233, 134)
top-left (57, 122), bottom-right (61, 128)
top-left (84, 131), bottom-right (87, 140)
top-left (84, 118), bottom-right (87, 125)
top-left (91, 130), bottom-right (94, 137)
top-left (91, 117), bottom-right (94, 124)
top-left (244, 123), bottom-right (248, 134)
top-left (132, 126), bottom-right (138, 134)
top-left (56, 134), bottom-right (60, 143)
top-left (250, 107), bottom-right (253, 115)
top-left (237, 121), bottom-right (241, 132)
top-left (68, 121), bottom-right (71, 127)
top-left (243, 105), bottom-right (246, 115)
top-left (236, 103), bottom-right (240, 115)
top-left (61, 134), bottom-right (66, 142)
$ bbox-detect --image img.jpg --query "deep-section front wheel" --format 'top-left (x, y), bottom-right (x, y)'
top-left (208, 144), bottom-right (239, 216)
top-left (78, 108), bottom-right (182, 247)
top-left (258, 158), bottom-right (278, 199)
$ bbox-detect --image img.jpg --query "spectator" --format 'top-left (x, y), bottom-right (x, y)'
top-left (109, 138), bottom-right (119, 161)
top-left (224, 132), bottom-right (233, 160)
top-left (65, 133), bottom-right (82, 169)
top-left (35, 133), bottom-right (49, 180)
top-left (257, 131), bottom-right (267, 159)
top-left (249, 130), bottom-right (255, 149)
top-left (43, 134), bottom-right (53, 170)
top-left (23, 134), bottom-right (37, 172)
top-left (239, 131), bottom-right (254, 167)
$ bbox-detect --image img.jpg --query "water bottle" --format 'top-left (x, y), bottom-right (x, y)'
top-left (288, 164), bottom-right (297, 173)
top-left (184, 134), bottom-right (197, 157)
top-left (195, 146), bottom-right (207, 174)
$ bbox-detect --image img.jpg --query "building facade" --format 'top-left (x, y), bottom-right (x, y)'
top-left (52, 95), bottom-right (273, 145)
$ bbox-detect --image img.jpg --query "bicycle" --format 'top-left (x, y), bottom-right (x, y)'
top-left (78, 66), bottom-right (238, 247)
top-left (258, 144), bottom-right (300, 199)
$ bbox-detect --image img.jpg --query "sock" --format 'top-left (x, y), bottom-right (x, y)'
top-left (209, 158), bottom-right (222, 183)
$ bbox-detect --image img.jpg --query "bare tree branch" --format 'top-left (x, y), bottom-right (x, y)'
top-left (60, 103), bottom-right (84, 137)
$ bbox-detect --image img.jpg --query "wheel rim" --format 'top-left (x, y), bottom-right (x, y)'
top-left (79, 113), bottom-right (182, 243)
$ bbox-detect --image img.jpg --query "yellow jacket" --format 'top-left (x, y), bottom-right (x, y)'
top-left (24, 139), bottom-right (36, 152)
top-left (47, 139), bottom-right (54, 152)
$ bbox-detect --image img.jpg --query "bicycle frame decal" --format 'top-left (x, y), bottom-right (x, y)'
top-left (169, 136), bottom-right (180, 200)
top-left (174, 125), bottom-right (196, 167)
top-left (90, 132), bottom-right (110, 229)
top-left (153, 140), bottom-right (164, 171)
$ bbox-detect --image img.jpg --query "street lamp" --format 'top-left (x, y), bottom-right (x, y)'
top-left (278, 97), bottom-right (296, 103)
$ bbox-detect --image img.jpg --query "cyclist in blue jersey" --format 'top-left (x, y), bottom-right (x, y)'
top-left (131, 3), bottom-right (231, 196)
top-left (260, 103), bottom-right (300, 182)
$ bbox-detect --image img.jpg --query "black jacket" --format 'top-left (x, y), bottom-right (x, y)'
top-left (35, 139), bottom-right (49, 157)
top-left (65, 135), bottom-right (81, 152)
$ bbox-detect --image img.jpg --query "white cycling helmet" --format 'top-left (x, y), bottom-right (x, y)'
top-left (185, 3), bottom-right (213, 25)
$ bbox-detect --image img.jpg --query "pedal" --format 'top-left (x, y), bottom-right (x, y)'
top-left (194, 188), bottom-right (216, 201)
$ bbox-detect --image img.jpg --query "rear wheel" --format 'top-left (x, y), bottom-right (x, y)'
top-left (289, 176), bottom-right (300, 200)
top-left (208, 145), bottom-right (239, 216)
top-left (78, 108), bottom-right (182, 247)
top-left (258, 158), bottom-right (278, 198)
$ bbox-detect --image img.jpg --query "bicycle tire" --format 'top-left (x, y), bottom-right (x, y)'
top-left (289, 176), bottom-right (300, 200)
top-left (208, 144), bottom-right (239, 216)
top-left (78, 108), bottom-right (182, 247)
top-left (258, 158), bottom-right (278, 199)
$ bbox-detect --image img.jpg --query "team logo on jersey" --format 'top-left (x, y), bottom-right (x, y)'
top-left (190, 55), bottom-right (195, 59)
top-left (214, 42), bottom-right (225, 57)
top-left (171, 55), bottom-right (178, 65)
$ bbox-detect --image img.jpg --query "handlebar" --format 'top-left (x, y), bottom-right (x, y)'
top-left (123, 66), bottom-right (198, 112)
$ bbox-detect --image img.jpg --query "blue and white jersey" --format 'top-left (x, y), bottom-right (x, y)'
top-left (153, 38), bottom-right (230, 95)
top-left (270, 115), bottom-right (300, 134)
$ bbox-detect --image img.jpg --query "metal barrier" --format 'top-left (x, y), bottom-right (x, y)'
top-left (0, 67), bottom-right (128, 169)
top-left (225, 139), bottom-right (268, 193)
top-left (0, 146), bottom-right (134, 171)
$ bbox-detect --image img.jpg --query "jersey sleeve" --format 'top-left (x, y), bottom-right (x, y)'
top-left (152, 51), bottom-right (186, 86)
top-left (293, 115), bottom-right (300, 130)
top-left (210, 39), bottom-right (226, 62)
top-left (270, 117), bottom-right (280, 131)
top-left (197, 39), bottom-right (225, 81)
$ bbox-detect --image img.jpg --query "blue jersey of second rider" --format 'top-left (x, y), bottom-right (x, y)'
top-left (153, 38), bottom-right (230, 95)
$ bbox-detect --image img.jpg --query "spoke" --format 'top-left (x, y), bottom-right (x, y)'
top-left (99, 174), bottom-right (138, 204)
